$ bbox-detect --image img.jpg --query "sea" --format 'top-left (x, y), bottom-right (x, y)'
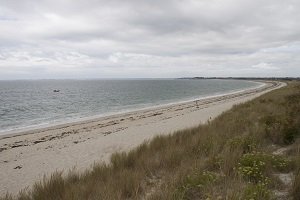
top-left (0, 79), bottom-right (262, 135)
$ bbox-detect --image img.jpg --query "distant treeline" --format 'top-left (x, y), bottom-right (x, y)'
top-left (179, 77), bottom-right (300, 81)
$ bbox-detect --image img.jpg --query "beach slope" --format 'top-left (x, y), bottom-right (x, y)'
top-left (0, 81), bottom-right (284, 195)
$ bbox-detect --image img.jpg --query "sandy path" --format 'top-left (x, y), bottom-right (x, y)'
top-left (0, 81), bottom-right (285, 195)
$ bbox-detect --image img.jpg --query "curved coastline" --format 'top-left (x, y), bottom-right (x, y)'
top-left (0, 80), bottom-right (285, 196)
top-left (0, 80), bottom-right (264, 139)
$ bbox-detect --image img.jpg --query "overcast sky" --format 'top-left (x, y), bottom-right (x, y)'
top-left (0, 0), bottom-right (299, 79)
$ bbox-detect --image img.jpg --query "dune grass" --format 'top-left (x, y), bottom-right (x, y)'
top-left (2, 81), bottom-right (300, 200)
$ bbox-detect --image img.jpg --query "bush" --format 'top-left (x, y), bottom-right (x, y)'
top-left (174, 171), bottom-right (218, 199)
top-left (237, 152), bottom-right (292, 183)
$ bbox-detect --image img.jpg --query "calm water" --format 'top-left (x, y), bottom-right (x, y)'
top-left (0, 79), bottom-right (261, 134)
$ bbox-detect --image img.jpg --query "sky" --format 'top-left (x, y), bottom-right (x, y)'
top-left (0, 0), bottom-right (299, 79)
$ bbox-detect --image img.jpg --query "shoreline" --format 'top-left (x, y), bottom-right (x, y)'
top-left (0, 80), bottom-right (264, 139)
top-left (0, 81), bottom-right (284, 195)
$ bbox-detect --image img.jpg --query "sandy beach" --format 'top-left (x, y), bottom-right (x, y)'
top-left (0, 81), bottom-right (285, 195)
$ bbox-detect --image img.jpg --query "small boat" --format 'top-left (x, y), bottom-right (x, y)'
top-left (53, 90), bottom-right (60, 92)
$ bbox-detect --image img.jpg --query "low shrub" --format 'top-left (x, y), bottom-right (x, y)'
top-left (237, 152), bottom-right (292, 183)
top-left (174, 171), bottom-right (218, 199)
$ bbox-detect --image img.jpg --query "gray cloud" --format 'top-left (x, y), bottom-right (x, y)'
top-left (0, 0), bottom-right (299, 79)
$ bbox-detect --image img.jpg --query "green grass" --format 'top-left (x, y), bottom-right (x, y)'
top-left (2, 81), bottom-right (300, 200)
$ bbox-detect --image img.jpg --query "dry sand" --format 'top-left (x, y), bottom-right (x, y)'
top-left (0, 81), bottom-right (285, 195)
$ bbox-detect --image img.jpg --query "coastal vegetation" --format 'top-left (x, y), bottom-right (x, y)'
top-left (2, 81), bottom-right (300, 200)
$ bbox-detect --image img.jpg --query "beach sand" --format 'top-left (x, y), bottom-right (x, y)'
top-left (0, 81), bottom-right (285, 195)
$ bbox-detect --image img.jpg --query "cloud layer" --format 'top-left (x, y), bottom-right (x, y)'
top-left (0, 0), bottom-right (299, 79)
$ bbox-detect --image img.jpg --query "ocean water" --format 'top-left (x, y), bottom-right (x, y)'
top-left (0, 79), bottom-right (261, 134)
